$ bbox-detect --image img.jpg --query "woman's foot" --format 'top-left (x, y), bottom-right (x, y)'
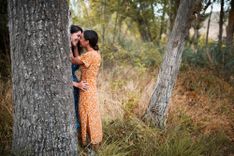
top-left (92, 143), bottom-right (101, 151)
top-left (87, 146), bottom-right (96, 156)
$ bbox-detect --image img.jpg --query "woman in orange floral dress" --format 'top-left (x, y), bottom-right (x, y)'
top-left (70, 30), bottom-right (102, 149)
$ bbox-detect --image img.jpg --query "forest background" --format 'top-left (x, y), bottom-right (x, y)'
top-left (0, 0), bottom-right (234, 155)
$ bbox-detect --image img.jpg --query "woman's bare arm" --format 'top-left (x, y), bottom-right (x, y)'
top-left (69, 51), bottom-right (83, 65)
top-left (73, 46), bottom-right (79, 57)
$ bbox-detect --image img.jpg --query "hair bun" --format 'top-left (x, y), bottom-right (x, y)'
top-left (94, 45), bottom-right (99, 51)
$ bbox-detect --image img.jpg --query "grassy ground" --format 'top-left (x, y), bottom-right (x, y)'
top-left (0, 65), bottom-right (233, 155)
top-left (96, 65), bottom-right (234, 156)
top-left (0, 80), bottom-right (12, 155)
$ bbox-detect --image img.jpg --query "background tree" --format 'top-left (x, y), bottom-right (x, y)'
top-left (206, 0), bottom-right (214, 63)
top-left (167, 0), bottom-right (180, 33)
top-left (144, 0), bottom-right (202, 128)
top-left (226, 0), bottom-right (234, 48)
top-left (0, 0), bottom-right (10, 82)
top-left (218, 0), bottom-right (225, 46)
top-left (189, 0), bottom-right (212, 51)
top-left (158, 0), bottom-right (168, 40)
top-left (8, 0), bottom-right (78, 155)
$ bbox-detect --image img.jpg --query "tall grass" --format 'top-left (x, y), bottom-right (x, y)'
top-left (96, 63), bottom-right (234, 155)
top-left (0, 79), bottom-right (13, 155)
top-left (0, 42), bottom-right (234, 155)
top-left (98, 115), bottom-right (233, 156)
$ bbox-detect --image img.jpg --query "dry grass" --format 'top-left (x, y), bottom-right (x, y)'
top-left (170, 68), bottom-right (234, 141)
top-left (97, 65), bottom-right (157, 121)
top-left (119, 66), bottom-right (234, 141)
top-left (0, 79), bottom-right (13, 155)
top-left (98, 65), bottom-right (234, 136)
top-left (96, 65), bottom-right (234, 155)
top-left (0, 65), bottom-right (233, 155)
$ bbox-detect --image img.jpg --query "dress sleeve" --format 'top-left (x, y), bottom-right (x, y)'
top-left (79, 53), bottom-right (93, 68)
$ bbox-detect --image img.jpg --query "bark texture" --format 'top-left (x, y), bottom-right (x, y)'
top-left (144, 0), bottom-right (202, 128)
top-left (8, 0), bottom-right (77, 155)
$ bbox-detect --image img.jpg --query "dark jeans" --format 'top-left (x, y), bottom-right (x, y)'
top-left (71, 64), bottom-right (80, 130)
top-left (73, 86), bottom-right (80, 129)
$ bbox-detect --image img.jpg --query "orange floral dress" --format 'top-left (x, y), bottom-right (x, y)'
top-left (79, 50), bottom-right (102, 145)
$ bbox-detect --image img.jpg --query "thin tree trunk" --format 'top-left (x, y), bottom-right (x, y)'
top-left (8, 1), bottom-right (77, 155)
top-left (203, 0), bottom-right (211, 14)
top-left (82, 0), bottom-right (92, 26)
top-left (167, 0), bottom-right (172, 35)
top-left (168, 0), bottom-right (180, 33)
top-left (226, 0), bottom-right (234, 48)
top-left (112, 0), bottom-right (120, 44)
top-left (136, 2), bottom-right (152, 42)
top-left (159, 2), bottom-right (166, 40)
top-left (102, 0), bottom-right (106, 44)
top-left (206, 3), bottom-right (213, 64)
top-left (218, 0), bottom-right (224, 46)
top-left (193, 22), bottom-right (200, 51)
top-left (144, 0), bottom-right (202, 128)
top-left (137, 18), bottom-right (152, 42)
top-left (117, 17), bottom-right (124, 42)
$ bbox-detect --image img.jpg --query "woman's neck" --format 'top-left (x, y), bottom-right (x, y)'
top-left (86, 46), bottom-right (94, 52)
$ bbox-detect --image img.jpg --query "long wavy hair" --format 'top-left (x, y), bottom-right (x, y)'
top-left (70, 25), bottom-right (83, 55)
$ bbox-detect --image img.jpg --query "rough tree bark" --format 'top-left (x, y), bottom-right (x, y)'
top-left (8, 0), bottom-right (77, 155)
top-left (144, 0), bottom-right (202, 128)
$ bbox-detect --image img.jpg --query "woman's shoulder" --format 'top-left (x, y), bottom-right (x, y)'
top-left (84, 50), bottom-right (100, 57)
top-left (94, 51), bottom-right (101, 61)
top-left (80, 51), bottom-right (100, 63)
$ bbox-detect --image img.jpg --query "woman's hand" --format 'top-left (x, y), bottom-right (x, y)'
top-left (69, 51), bottom-right (83, 65)
top-left (69, 52), bottom-right (78, 64)
top-left (73, 81), bottom-right (89, 91)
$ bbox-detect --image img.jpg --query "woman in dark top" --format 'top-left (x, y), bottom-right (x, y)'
top-left (70, 25), bottom-right (88, 131)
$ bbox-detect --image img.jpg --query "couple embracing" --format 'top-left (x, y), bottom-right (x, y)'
top-left (69, 25), bottom-right (102, 151)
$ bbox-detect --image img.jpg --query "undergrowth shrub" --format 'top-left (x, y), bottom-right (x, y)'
top-left (102, 42), bottom-right (163, 69)
top-left (182, 42), bottom-right (234, 84)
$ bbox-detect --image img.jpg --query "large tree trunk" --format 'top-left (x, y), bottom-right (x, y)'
top-left (8, 1), bottom-right (77, 155)
top-left (226, 0), bottom-right (234, 47)
top-left (144, 0), bottom-right (202, 128)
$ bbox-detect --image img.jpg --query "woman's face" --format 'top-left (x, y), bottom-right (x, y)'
top-left (71, 31), bottom-right (82, 46)
top-left (79, 33), bottom-right (89, 48)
